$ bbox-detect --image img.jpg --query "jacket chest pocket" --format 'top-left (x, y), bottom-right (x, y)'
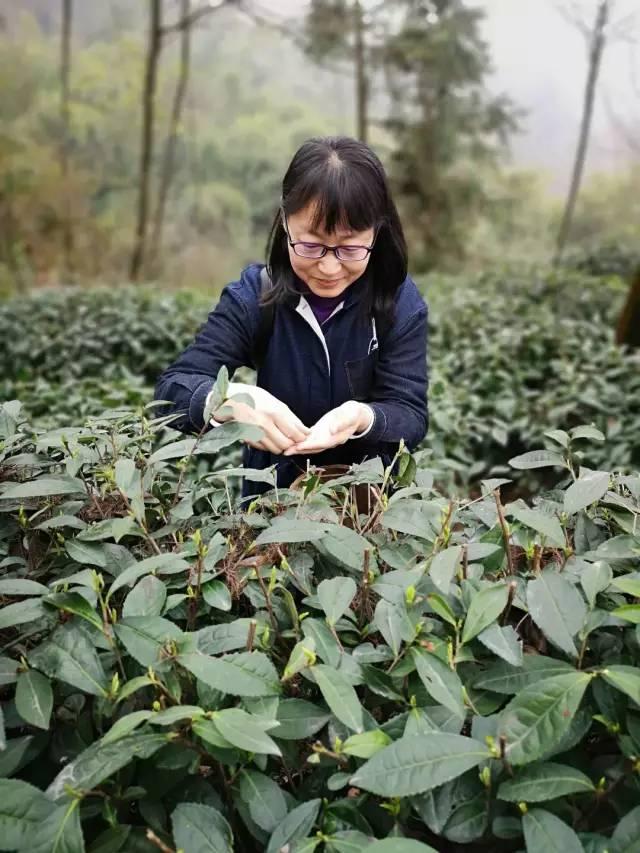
top-left (345, 352), bottom-right (378, 402)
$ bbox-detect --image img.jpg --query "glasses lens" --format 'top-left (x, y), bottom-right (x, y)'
top-left (294, 243), bottom-right (325, 259)
top-left (336, 246), bottom-right (368, 261)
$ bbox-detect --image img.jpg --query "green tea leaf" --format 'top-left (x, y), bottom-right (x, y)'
top-left (327, 831), bottom-right (375, 852)
top-left (238, 770), bottom-right (287, 833)
top-left (171, 802), bottom-right (233, 853)
top-left (564, 471), bottom-right (610, 515)
top-left (0, 778), bottom-right (55, 849)
top-left (497, 761), bottom-right (595, 802)
top-left (522, 808), bottom-right (583, 853)
top-left (302, 618), bottom-right (341, 667)
top-left (477, 624), bottom-right (523, 666)
top-left (30, 799), bottom-right (85, 853)
top-left (213, 708), bottom-right (281, 755)
top-left (266, 799), bottom-right (321, 853)
top-left (274, 699), bottom-right (331, 740)
top-left (29, 624), bottom-right (108, 697)
top-left (612, 605), bottom-right (640, 624)
top-left (122, 575), bottom-right (167, 618)
top-left (507, 506), bottom-right (565, 548)
top-left (148, 438), bottom-right (197, 463)
top-left (429, 546), bottom-right (462, 593)
top-left (47, 732), bottom-right (168, 802)
top-left (101, 711), bottom-right (152, 744)
top-left (527, 573), bottom-right (586, 657)
top-left (509, 451), bottom-right (565, 470)
top-left (0, 656), bottom-right (18, 687)
top-left (312, 664), bottom-right (364, 733)
top-left (497, 672), bottom-right (592, 765)
top-left (570, 426), bottom-right (605, 442)
top-left (44, 592), bottom-right (102, 630)
top-left (411, 648), bottom-right (465, 719)
top-left (611, 575), bottom-right (640, 598)
top-left (0, 599), bottom-right (45, 630)
top-left (367, 842), bottom-right (439, 853)
top-left (611, 805), bottom-right (640, 853)
top-left (150, 705), bottom-right (204, 726)
top-left (178, 651), bottom-right (280, 697)
top-left (602, 665), bottom-right (640, 706)
top-left (581, 561), bottom-right (612, 608)
top-left (107, 553), bottom-right (190, 600)
top-left (317, 576), bottom-right (356, 626)
top-left (462, 583), bottom-right (509, 644)
top-left (202, 580), bottom-right (232, 612)
top-left (0, 476), bottom-right (85, 498)
top-left (317, 525), bottom-right (371, 572)
top-left (342, 729), bottom-right (391, 758)
top-left (426, 593), bottom-right (458, 628)
top-left (15, 670), bottom-right (53, 730)
top-left (65, 539), bottom-right (108, 568)
top-left (373, 599), bottom-right (403, 655)
top-left (381, 500), bottom-right (437, 539)
top-left (0, 579), bottom-right (49, 596)
top-left (473, 655), bottom-right (574, 694)
top-left (114, 616), bottom-right (183, 667)
top-left (350, 733), bottom-right (490, 797)
top-left (254, 519), bottom-right (329, 546)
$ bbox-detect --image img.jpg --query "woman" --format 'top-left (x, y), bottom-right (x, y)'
top-left (154, 136), bottom-right (428, 499)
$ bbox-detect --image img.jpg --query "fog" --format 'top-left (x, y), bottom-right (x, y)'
top-left (263, 0), bottom-right (640, 194)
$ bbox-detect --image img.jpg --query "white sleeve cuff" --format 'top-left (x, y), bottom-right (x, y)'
top-left (350, 404), bottom-right (375, 439)
top-left (204, 388), bottom-right (224, 428)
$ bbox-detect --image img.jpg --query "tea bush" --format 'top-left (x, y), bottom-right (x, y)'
top-left (425, 269), bottom-right (640, 488)
top-left (2, 269), bottom-right (639, 494)
top-left (561, 243), bottom-right (640, 281)
top-left (0, 377), bottom-right (639, 852)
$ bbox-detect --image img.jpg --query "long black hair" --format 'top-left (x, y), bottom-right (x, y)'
top-left (264, 136), bottom-right (408, 324)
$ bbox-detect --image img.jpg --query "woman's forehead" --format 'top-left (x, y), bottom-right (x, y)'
top-left (289, 202), bottom-right (370, 238)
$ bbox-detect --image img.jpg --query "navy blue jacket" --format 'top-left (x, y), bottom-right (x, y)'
top-left (154, 263), bottom-right (428, 496)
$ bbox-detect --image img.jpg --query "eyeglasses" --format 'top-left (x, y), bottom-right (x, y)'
top-left (282, 210), bottom-right (378, 262)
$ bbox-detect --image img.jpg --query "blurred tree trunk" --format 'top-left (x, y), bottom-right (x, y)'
top-left (617, 268), bottom-right (640, 347)
top-left (554, 0), bottom-right (610, 264)
top-left (60, 0), bottom-right (73, 282)
top-left (148, 0), bottom-right (192, 276)
top-left (302, 0), bottom-right (379, 144)
top-left (353, 0), bottom-right (368, 142)
top-left (130, 0), bottom-right (162, 282)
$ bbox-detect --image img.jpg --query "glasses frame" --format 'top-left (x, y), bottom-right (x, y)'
top-left (282, 209), bottom-right (379, 263)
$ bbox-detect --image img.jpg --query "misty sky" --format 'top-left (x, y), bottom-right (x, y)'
top-left (260, 0), bottom-right (640, 195)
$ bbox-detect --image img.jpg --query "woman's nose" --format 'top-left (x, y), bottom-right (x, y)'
top-left (317, 252), bottom-right (342, 276)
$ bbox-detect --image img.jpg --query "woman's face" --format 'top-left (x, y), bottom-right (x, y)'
top-left (284, 202), bottom-right (375, 298)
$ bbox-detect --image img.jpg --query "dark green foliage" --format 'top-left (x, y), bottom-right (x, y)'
top-left (0, 392), bottom-right (639, 851)
top-left (425, 269), bottom-right (640, 487)
top-left (2, 270), bottom-right (639, 496)
top-left (561, 242), bottom-right (640, 280)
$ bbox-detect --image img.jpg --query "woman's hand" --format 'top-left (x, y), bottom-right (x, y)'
top-left (212, 383), bottom-right (310, 455)
top-left (284, 401), bottom-right (374, 456)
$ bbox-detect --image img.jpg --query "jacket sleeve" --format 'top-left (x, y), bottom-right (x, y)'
top-left (363, 305), bottom-right (429, 450)
top-left (153, 278), bottom-right (256, 434)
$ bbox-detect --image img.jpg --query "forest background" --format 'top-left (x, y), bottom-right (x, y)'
top-left (1, 0), bottom-right (639, 299)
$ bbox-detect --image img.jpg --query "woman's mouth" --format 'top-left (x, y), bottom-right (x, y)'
top-left (315, 277), bottom-right (343, 286)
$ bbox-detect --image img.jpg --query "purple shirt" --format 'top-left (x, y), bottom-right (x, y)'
top-left (301, 287), bottom-right (345, 325)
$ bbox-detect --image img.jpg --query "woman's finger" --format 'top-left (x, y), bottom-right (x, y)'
top-left (283, 432), bottom-right (336, 455)
top-left (330, 426), bottom-right (355, 445)
top-left (272, 410), bottom-right (310, 443)
top-left (328, 404), bottom-right (361, 435)
top-left (263, 419), bottom-right (296, 454)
